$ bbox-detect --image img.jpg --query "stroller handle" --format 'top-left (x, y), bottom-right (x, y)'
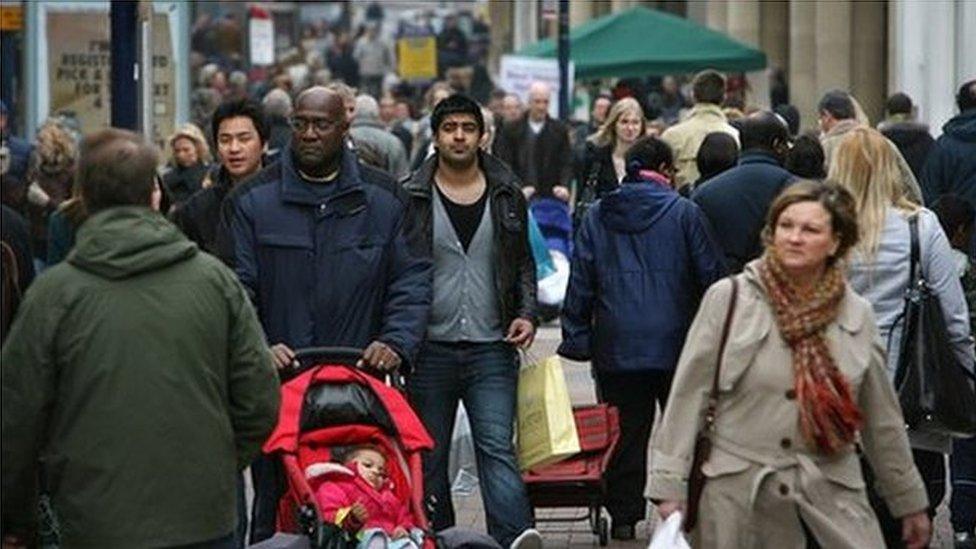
top-left (293, 346), bottom-right (363, 367)
top-left (286, 347), bottom-right (405, 390)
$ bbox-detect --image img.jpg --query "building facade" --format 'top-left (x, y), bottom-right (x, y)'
top-left (489, 0), bottom-right (975, 135)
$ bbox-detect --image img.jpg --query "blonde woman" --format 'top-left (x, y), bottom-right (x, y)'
top-left (162, 123), bottom-right (212, 205)
top-left (832, 126), bottom-right (974, 546)
top-left (26, 120), bottom-right (77, 262)
top-left (578, 97), bottom-right (646, 201)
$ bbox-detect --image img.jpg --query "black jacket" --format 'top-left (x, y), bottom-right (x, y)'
top-left (170, 165), bottom-right (234, 256)
top-left (692, 151), bottom-right (795, 272)
top-left (403, 152), bottom-right (537, 328)
top-left (494, 115), bottom-right (573, 197)
top-left (577, 143), bottom-right (621, 201)
top-left (162, 163), bottom-right (210, 206)
top-left (921, 110), bottom-right (976, 209)
top-left (880, 121), bottom-right (934, 182)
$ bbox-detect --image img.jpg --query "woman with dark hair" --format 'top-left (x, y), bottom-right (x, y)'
top-left (649, 181), bottom-right (931, 548)
top-left (687, 132), bottom-right (739, 196)
top-left (786, 133), bottom-right (827, 179)
top-left (559, 136), bottom-right (725, 540)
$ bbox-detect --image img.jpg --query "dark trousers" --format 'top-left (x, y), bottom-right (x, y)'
top-left (167, 532), bottom-right (237, 549)
top-left (235, 473), bottom-right (248, 548)
top-left (864, 448), bottom-right (945, 548)
top-left (409, 340), bottom-right (534, 548)
top-left (593, 368), bottom-right (674, 527)
top-left (249, 454), bottom-right (283, 544)
top-left (952, 436), bottom-right (976, 533)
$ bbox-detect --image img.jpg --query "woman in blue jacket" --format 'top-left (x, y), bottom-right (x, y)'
top-left (558, 136), bottom-right (726, 539)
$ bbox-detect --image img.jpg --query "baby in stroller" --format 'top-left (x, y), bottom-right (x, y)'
top-left (307, 444), bottom-right (424, 549)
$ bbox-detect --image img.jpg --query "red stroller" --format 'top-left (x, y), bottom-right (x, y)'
top-left (263, 348), bottom-right (435, 549)
top-left (522, 404), bottom-right (621, 546)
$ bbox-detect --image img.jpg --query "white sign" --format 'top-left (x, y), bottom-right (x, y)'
top-left (499, 55), bottom-right (575, 119)
top-left (249, 17), bottom-right (274, 66)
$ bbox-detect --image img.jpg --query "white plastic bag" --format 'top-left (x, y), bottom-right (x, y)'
top-left (648, 512), bottom-right (690, 549)
top-left (538, 251), bottom-right (570, 306)
top-left (448, 404), bottom-right (478, 495)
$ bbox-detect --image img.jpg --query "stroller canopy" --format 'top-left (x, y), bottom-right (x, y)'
top-left (265, 366), bottom-right (434, 454)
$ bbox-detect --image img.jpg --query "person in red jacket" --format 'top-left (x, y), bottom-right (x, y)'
top-left (309, 445), bottom-right (421, 549)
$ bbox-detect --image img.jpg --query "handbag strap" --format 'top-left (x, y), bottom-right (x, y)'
top-left (703, 278), bottom-right (739, 431)
top-left (908, 214), bottom-right (922, 286)
top-left (903, 215), bottom-right (976, 384)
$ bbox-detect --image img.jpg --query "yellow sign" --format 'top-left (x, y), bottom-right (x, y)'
top-left (0, 6), bottom-right (23, 31)
top-left (397, 36), bottom-right (437, 81)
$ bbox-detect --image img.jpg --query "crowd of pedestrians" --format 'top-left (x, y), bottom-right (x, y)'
top-left (1, 12), bottom-right (976, 547)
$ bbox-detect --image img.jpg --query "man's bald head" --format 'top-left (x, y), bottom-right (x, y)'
top-left (295, 86), bottom-right (347, 123)
top-left (292, 86), bottom-right (350, 175)
top-left (528, 81), bottom-right (551, 101)
top-left (739, 110), bottom-right (789, 157)
top-left (527, 81), bottom-right (551, 122)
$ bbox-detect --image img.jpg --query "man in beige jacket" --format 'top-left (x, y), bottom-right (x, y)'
top-left (661, 70), bottom-right (739, 189)
top-left (818, 90), bottom-right (924, 204)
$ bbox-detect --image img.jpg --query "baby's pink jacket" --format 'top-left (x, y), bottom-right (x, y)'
top-left (311, 463), bottom-right (415, 534)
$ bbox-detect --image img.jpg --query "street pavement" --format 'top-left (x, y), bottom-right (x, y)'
top-left (451, 323), bottom-right (957, 548)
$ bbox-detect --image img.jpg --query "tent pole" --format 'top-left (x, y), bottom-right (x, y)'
top-left (557, 0), bottom-right (570, 121)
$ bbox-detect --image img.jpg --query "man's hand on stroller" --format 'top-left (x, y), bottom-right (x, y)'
top-left (392, 527), bottom-right (409, 539)
top-left (270, 343), bottom-right (297, 370)
top-left (358, 341), bottom-right (401, 371)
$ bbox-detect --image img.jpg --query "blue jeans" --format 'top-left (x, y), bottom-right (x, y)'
top-left (409, 341), bottom-right (533, 548)
top-left (952, 436), bottom-right (976, 533)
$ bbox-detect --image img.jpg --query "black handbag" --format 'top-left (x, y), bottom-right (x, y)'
top-left (683, 278), bottom-right (738, 533)
top-left (893, 215), bottom-right (976, 437)
top-left (572, 158), bottom-right (603, 231)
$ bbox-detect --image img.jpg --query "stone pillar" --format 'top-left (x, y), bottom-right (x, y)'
top-left (760, 1), bottom-right (789, 75)
top-left (704, 0), bottom-right (727, 32)
top-left (851, 0), bottom-right (886, 124)
top-left (611, 0), bottom-right (638, 11)
top-left (814, 0), bottom-right (852, 95)
top-left (487, 1), bottom-right (513, 74)
top-left (684, 0), bottom-right (709, 26)
top-left (789, 0), bottom-right (817, 131)
top-left (513, 0), bottom-right (539, 52)
top-left (727, 0), bottom-right (763, 109)
top-left (570, 0), bottom-right (594, 27)
top-left (726, 0), bottom-right (760, 47)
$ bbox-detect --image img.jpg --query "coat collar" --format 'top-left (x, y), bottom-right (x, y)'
top-left (403, 151), bottom-right (521, 202)
top-left (686, 103), bottom-right (727, 121)
top-left (738, 151), bottom-right (783, 167)
top-left (279, 146), bottom-right (362, 206)
top-left (824, 118), bottom-right (860, 140)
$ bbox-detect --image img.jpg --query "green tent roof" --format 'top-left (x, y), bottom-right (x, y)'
top-left (516, 6), bottom-right (767, 79)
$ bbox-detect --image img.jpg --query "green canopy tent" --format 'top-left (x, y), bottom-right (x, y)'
top-left (515, 6), bottom-right (767, 79)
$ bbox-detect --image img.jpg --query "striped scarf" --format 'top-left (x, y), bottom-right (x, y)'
top-left (759, 251), bottom-right (863, 454)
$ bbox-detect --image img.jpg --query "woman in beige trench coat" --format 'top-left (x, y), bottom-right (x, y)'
top-left (646, 181), bottom-right (931, 548)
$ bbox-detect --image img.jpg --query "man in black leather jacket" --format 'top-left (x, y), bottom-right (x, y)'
top-left (402, 94), bottom-right (541, 549)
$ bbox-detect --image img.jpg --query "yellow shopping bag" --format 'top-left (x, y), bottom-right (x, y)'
top-left (516, 355), bottom-right (581, 470)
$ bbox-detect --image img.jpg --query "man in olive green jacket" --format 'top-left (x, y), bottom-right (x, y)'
top-left (1, 129), bottom-right (280, 548)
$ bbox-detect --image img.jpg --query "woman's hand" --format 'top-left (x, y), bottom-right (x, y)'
top-left (656, 500), bottom-right (686, 520)
top-left (900, 511), bottom-right (930, 549)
